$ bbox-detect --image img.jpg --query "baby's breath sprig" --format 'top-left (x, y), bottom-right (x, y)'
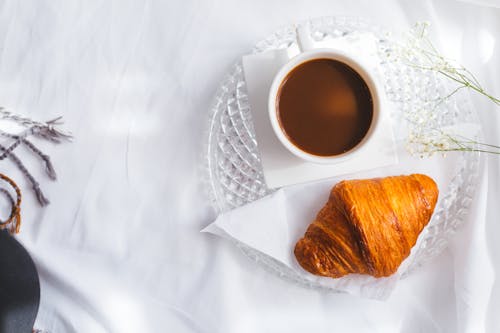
top-left (406, 128), bottom-right (500, 158)
top-left (393, 22), bottom-right (500, 157)
top-left (398, 22), bottom-right (500, 106)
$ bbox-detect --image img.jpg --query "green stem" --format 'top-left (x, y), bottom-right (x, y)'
top-left (437, 70), bottom-right (500, 105)
top-left (462, 67), bottom-right (482, 89)
top-left (433, 85), bottom-right (467, 110)
top-left (437, 148), bottom-right (500, 154)
top-left (455, 141), bottom-right (500, 149)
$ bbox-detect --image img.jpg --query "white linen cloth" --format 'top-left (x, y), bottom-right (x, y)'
top-left (0, 0), bottom-right (498, 332)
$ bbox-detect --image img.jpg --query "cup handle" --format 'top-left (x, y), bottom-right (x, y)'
top-left (296, 24), bottom-right (315, 52)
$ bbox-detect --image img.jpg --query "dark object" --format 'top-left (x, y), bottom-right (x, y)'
top-left (277, 58), bottom-right (373, 156)
top-left (0, 229), bottom-right (40, 333)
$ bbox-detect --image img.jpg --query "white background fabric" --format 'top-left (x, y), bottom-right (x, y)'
top-left (0, 0), bottom-right (498, 332)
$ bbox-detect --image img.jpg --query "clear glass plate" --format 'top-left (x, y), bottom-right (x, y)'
top-left (204, 16), bottom-right (480, 291)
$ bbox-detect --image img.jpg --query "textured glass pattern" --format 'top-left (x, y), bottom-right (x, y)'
top-left (204, 17), bottom-right (480, 290)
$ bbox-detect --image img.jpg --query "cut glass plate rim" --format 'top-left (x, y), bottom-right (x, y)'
top-left (203, 16), bottom-right (482, 292)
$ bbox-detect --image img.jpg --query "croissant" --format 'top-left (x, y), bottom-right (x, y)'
top-left (294, 174), bottom-right (438, 278)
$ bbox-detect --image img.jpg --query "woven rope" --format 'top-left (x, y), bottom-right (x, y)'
top-left (0, 173), bottom-right (21, 233)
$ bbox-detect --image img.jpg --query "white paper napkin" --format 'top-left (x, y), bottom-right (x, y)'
top-left (203, 176), bottom-right (402, 300)
top-left (242, 32), bottom-right (398, 189)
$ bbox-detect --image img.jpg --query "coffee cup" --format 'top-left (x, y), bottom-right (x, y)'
top-left (268, 25), bottom-right (381, 164)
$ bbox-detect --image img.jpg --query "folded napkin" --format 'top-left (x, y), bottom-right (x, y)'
top-left (242, 32), bottom-right (398, 188)
top-left (203, 177), bottom-right (402, 299)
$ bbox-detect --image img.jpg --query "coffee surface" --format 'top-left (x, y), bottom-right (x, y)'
top-left (277, 58), bottom-right (373, 156)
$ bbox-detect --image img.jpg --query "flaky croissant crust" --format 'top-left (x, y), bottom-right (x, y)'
top-left (294, 174), bottom-right (438, 278)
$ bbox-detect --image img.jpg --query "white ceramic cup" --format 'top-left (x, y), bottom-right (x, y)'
top-left (268, 25), bottom-right (381, 164)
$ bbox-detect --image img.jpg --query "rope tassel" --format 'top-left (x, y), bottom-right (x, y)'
top-left (32, 183), bottom-right (50, 206)
top-left (0, 144), bottom-right (50, 206)
top-left (0, 108), bottom-right (72, 142)
top-left (0, 109), bottom-right (70, 208)
top-left (22, 138), bottom-right (58, 180)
